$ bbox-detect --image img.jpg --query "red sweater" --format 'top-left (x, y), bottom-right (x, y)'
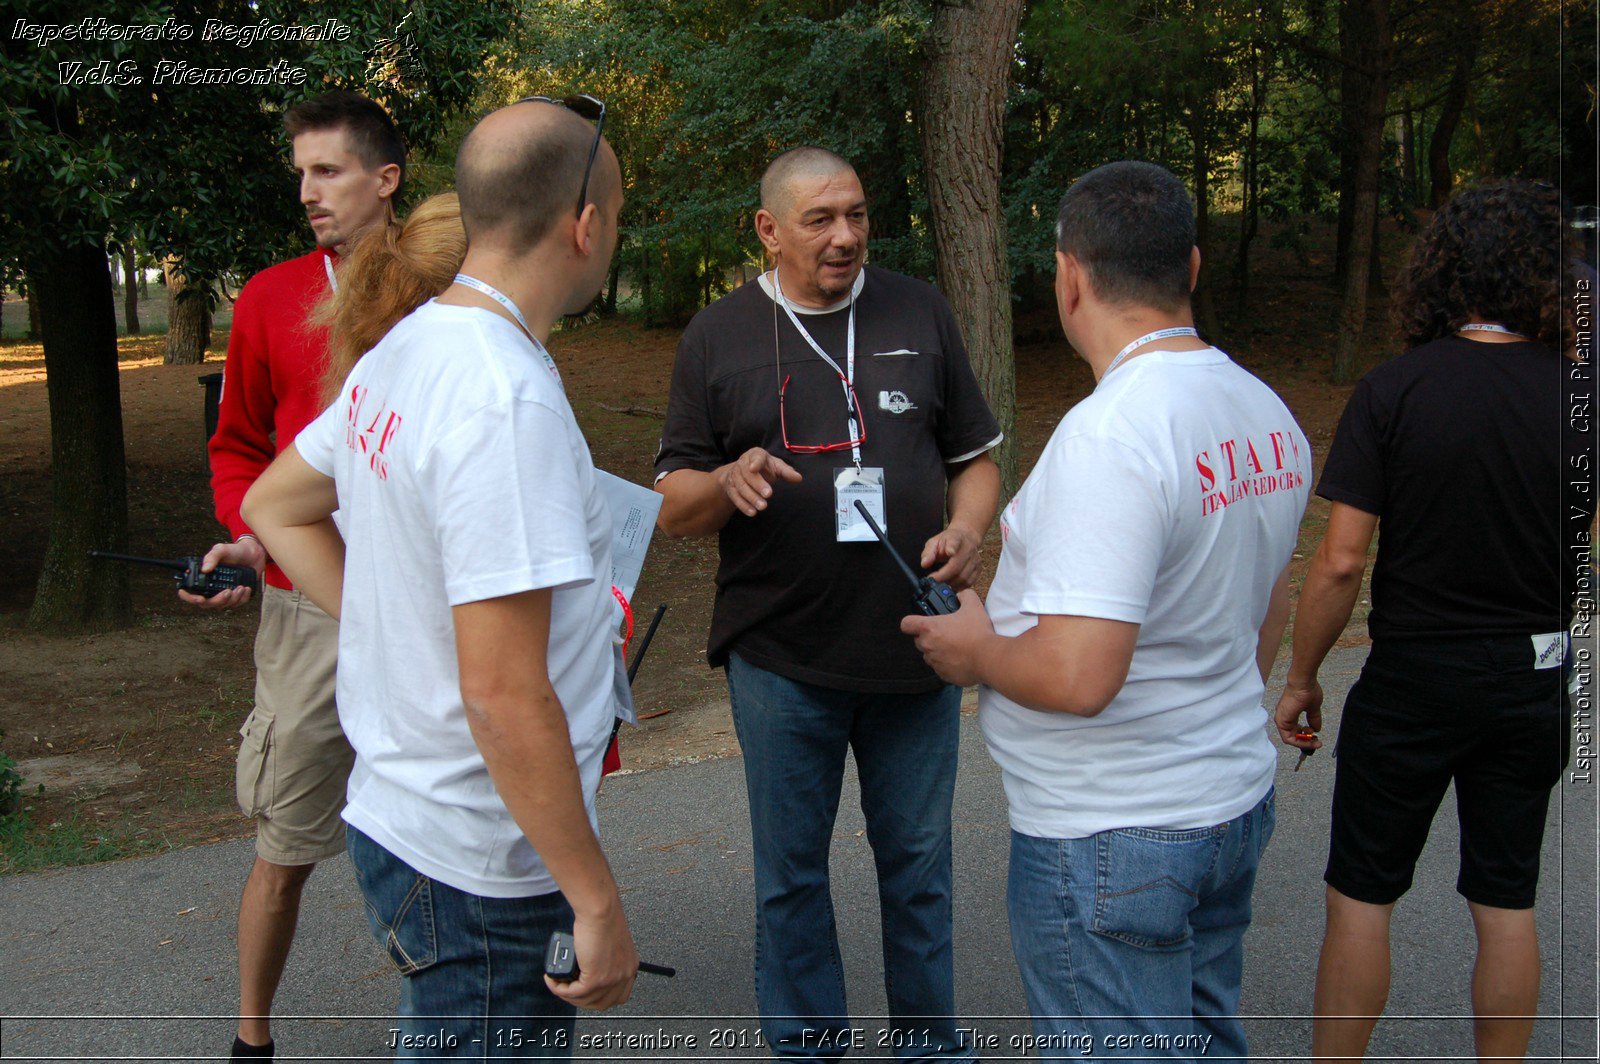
top-left (209, 248), bottom-right (336, 590)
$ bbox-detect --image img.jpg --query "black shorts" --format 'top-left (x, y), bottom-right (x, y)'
top-left (1325, 635), bottom-right (1571, 910)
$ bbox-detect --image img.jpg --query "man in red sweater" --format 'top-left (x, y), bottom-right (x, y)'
top-left (183, 90), bottom-right (403, 1061)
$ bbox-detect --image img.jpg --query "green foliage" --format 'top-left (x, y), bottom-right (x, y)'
top-left (0, 728), bottom-right (171, 874)
top-left (0, 741), bottom-right (23, 821)
top-left (0, 808), bottom-right (167, 875)
top-left (0, 0), bottom-right (513, 288)
top-left (1252, 79), bottom-right (1340, 220)
top-left (404, 0), bottom-right (1566, 329)
top-left (1, 0), bottom-right (1566, 334)
top-left (507, 0), bottom-right (934, 324)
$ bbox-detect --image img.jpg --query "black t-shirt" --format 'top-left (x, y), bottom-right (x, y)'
top-left (1318, 334), bottom-right (1597, 639)
top-left (655, 267), bottom-right (1002, 692)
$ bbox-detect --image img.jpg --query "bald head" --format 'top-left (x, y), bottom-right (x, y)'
top-left (455, 100), bottom-right (619, 252)
top-left (760, 146), bottom-right (855, 218)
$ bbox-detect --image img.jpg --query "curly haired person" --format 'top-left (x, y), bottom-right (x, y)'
top-left (1275, 179), bottom-right (1593, 1061)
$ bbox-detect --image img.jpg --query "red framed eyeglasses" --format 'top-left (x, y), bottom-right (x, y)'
top-left (778, 372), bottom-right (867, 455)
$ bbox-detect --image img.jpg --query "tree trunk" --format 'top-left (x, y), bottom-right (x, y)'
top-left (1429, 31), bottom-right (1476, 207)
top-left (1398, 109), bottom-right (1415, 204)
top-left (1333, 4), bottom-right (1367, 285)
top-left (27, 285), bottom-right (41, 339)
top-left (27, 240), bottom-right (132, 631)
top-left (1332, 0), bottom-right (1392, 384)
top-left (1236, 36), bottom-right (1264, 314)
top-left (1189, 111), bottom-right (1222, 341)
top-left (1367, 204), bottom-right (1384, 293)
top-left (916, 0), bottom-right (1027, 498)
top-left (857, 78), bottom-right (916, 253)
top-left (702, 230), bottom-right (712, 308)
top-left (163, 257), bottom-right (211, 365)
top-left (602, 261), bottom-right (619, 316)
top-left (121, 245), bottom-right (140, 335)
top-left (638, 247), bottom-right (651, 326)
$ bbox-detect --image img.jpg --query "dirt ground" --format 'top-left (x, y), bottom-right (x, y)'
top-left (0, 224), bottom-right (1385, 871)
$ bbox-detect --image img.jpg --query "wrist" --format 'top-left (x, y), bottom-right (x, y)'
top-left (944, 516), bottom-right (984, 541)
top-left (1285, 668), bottom-right (1318, 690)
top-left (235, 533), bottom-right (270, 566)
top-left (568, 885), bottom-right (624, 924)
top-left (968, 631), bottom-right (1002, 687)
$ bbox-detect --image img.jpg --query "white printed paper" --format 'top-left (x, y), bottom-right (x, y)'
top-left (598, 469), bottom-right (661, 601)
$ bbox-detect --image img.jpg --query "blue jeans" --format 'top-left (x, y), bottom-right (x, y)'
top-left (726, 653), bottom-right (972, 1061)
top-left (1006, 789), bottom-right (1276, 1062)
top-left (347, 827), bottom-right (576, 1060)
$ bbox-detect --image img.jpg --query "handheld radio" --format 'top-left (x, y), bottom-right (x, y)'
top-left (89, 551), bottom-right (260, 598)
top-left (543, 931), bottom-right (676, 981)
top-left (852, 500), bottom-right (960, 616)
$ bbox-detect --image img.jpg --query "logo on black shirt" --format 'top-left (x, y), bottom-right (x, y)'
top-left (878, 390), bottom-right (917, 414)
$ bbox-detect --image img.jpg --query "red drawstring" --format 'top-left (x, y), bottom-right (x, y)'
top-left (611, 585), bottom-right (634, 658)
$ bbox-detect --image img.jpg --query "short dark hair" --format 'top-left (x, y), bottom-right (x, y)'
top-left (1394, 179), bottom-right (1574, 349)
top-left (284, 90), bottom-right (406, 192)
top-left (455, 105), bottom-right (598, 250)
top-left (760, 146), bottom-right (855, 214)
top-left (1055, 161), bottom-right (1194, 310)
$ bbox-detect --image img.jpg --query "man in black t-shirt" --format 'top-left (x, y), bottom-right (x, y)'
top-left (656, 147), bottom-right (1001, 1058)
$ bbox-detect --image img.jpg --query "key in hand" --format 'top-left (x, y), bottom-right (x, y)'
top-left (1294, 730), bottom-right (1316, 772)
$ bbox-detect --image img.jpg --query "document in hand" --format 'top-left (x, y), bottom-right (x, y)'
top-left (597, 469), bottom-right (662, 602)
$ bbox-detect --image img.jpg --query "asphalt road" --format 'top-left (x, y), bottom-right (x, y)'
top-left (2, 644), bottom-right (1596, 1062)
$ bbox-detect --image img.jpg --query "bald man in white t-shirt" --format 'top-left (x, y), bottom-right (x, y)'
top-left (242, 98), bottom-right (638, 1056)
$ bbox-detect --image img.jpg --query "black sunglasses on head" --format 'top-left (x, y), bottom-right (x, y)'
top-left (515, 93), bottom-right (606, 218)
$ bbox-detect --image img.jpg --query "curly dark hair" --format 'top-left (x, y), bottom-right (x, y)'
top-left (1393, 180), bottom-right (1576, 351)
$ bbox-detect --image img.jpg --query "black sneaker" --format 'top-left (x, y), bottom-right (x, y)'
top-left (230, 1036), bottom-right (274, 1060)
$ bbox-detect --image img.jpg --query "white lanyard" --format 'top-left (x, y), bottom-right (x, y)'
top-left (1460, 322), bottom-right (1522, 336)
top-left (453, 273), bottom-right (562, 386)
top-left (773, 268), bottom-right (861, 467)
top-left (323, 253), bottom-right (337, 293)
top-left (1103, 326), bottom-right (1199, 380)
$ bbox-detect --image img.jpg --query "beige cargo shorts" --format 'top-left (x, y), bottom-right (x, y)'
top-left (235, 584), bottom-right (353, 866)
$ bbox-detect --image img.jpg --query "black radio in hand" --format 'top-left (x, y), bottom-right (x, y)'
top-left (543, 931), bottom-right (676, 981)
top-left (89, 551), bottom-right (260, 598)
top-left (852, 500), bottom-right (960, 616)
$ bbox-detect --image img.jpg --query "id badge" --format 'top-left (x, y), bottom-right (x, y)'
top-left (835, 467), bottom-right (886, 542)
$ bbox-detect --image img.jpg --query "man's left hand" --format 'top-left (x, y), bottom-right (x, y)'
top-left (900, 588), bottom-right (993, 686)
top-left (920, 524), bottom-right (983, 590)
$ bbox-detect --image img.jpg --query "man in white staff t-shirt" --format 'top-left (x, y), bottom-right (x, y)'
top-left (241, 98), bottom-right (638, 1053)
top-left (903, 161), bottom-right (1310, 1061)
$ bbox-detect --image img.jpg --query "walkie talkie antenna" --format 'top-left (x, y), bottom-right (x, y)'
top-left (853, 501), bottom-right (920, 588)
top-left (627, 603), bottom-right (668, 684)
top-left (853, 500), bottom-right (962, 616)
top-left (90, 549), bottom-right (260, 598)
top-left (89, 551), bottom-right (187, 572)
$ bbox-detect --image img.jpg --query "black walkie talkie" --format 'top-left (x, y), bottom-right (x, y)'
top-left (852, 500), bottom-right (960, 616)
top-left (544, 931), bottom-right (676, 981)
top-left (89, 551), bottom-right (260, 598)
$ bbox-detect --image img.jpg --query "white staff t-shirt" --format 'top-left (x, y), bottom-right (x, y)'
top-left (980, 348), bottom-right (1311, 839)
top-left (296, 300), bottom-right (617, 898)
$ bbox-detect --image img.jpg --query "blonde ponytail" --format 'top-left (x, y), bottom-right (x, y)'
top-left (317, 192), bottom-right (467, 403)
